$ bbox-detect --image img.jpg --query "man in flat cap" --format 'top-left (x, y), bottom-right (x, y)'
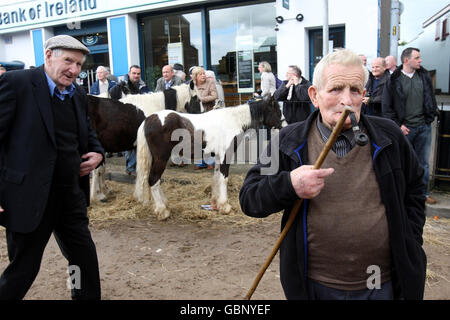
top-left (0, 34), bottom-right (103, 299)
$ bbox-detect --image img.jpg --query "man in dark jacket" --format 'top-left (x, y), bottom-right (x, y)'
top-left (89, 65), bottom-right (117, 96)
top-left (382, 47), bottom-right (438, 204)
top-left (109, 64), bottom-right (151, 99)
top-left (109, 65), bottom-right (151, 175)
top-left (362, 57), bottom-right (389, 116)
top-left (274, 65), bottom-right (312, 124)
top-left (0, 35), bottom-right (104, 299)
top-left (240, 49), bottom-right (426, 300)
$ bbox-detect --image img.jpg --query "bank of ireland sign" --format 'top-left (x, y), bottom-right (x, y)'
top-left (0, 0), bottom-right (99, 29)
top-left (0, 0), bottom-right (175, 33)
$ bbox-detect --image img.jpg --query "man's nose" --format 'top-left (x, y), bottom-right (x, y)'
top-left (340, 88), bottom-right (353, 105)
top-left (69, 64), bottom-right (80, 75)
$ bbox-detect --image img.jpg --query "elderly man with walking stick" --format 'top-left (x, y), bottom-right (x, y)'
top-left (239, 49), bottom-right (426, 300)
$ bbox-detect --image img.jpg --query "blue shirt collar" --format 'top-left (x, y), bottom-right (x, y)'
top-left (45, 72), bottom-right (76, 101)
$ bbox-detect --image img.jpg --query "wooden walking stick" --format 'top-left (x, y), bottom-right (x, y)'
top-left (244, 106), bottom-right (354, 300)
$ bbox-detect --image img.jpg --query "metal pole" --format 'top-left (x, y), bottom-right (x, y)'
top-left (323, 0), bottom-right (329, 56)
top-left (390, 0), bottom-right (400, 58)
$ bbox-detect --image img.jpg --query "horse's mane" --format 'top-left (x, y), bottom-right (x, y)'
top-left (119, 83), bottom-right (192, 116)
top-left (94, 92), bottom-right (110, 98)
top-left (119, 92), bottom-right (165, 116)
top-left (247, 99), bottom-right (266, 130)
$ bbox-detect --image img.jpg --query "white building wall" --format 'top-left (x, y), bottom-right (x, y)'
top-left (0, 32), bottom-right (35, 68)
top-left (126, 14), bottom-right (140, 67)
top-left (399, 17), bottom-right (450, 93)
top-left (276, 0), bottom-right (379, 81)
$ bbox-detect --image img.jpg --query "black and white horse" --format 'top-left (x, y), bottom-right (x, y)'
top-left (133, 97), bottom-right (282, 220)
top-left (88, 82), bottom-right (201, 202)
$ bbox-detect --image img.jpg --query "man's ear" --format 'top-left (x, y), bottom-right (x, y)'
top-left (308, 85), bottom-right (320, 109)
top-left (44, 49), bottom-right (52, 63)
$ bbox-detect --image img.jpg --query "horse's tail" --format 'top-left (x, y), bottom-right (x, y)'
top-left (134, 121), bottom-right (152, 204)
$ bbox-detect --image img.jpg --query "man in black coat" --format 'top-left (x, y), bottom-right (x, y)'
top-left (273, 65), bottom-right (312, 124)
top-left (240, 49), bottom-right (426, 300)
top-left (382, 47), bottom-right (438, 204)
top-left (0, 35), bottom-right (104, 299)
top-left (362, 57), bottom-right (390, 116)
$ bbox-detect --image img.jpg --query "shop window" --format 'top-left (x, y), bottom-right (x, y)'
top-left (442, 17), bottom-right (449, 41)
top-left (141, 11), bottom-right (203, 90)
top-left (208, 2), bottom-right (277, 106)
top-left (435, 20), bottom-right (441, 41)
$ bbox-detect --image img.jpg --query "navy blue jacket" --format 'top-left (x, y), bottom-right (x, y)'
top-left (0, 65), bottom-right (104, 233)
top-left (89, 78), bottom-right (117, 95)
top-left (239, 110), bottom-right (426, 300)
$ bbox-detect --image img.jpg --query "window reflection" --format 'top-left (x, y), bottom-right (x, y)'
top-left (141, 11), bottom-right (203, 90)
top-left (209, 2), bottom-right (276, 106)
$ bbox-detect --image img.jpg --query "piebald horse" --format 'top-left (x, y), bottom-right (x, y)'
top-left (134, 97), bottom-right (282, 220)
top-left (88, 81), bottom-right (201, 202)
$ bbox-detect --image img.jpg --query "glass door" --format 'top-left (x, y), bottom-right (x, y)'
top-left (141, 11), bottom-right (204, 90)
top-left (309, 27), bottom-right (345, 82)
top-left (208, 2), bottom-right (277, 106)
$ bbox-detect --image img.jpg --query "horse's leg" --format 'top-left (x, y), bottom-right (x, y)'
top-left (134, 123), bottom-right (152, 204)
top-left (149, 158), bottom-right (170, 220)
top-left (215, 162), bottom-right (232, 214)
top-left (211, 162), bottom-right (219, 208)
top-left (90, 165), bottom-right (107, 202)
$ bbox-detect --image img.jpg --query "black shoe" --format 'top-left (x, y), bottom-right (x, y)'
top-left (106, 152), bottom-right (113, 158)
top-left (126, 171), bottom-right (136, 177)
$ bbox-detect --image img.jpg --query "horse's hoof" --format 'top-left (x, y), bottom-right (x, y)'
top-left (156, 208), bottom-right (171, 221)
top-left (218, 203), bottom-right (232, 215)
top-left (91, 195), bottom-right (107, 203)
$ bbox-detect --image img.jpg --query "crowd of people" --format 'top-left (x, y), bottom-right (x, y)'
top-left (254, 48), bottom-right (438, 205)
top-left (86, 62), bottom-right (226, 174)
top-left (0, 33), bottom-right (439, 300)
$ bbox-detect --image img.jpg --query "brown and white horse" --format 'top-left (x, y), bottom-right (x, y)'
top-left (133, 97), bottom-right (282, 220)
top-left (88, 82), bottom-right (201, 202)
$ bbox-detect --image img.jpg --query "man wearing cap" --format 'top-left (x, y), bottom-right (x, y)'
top-left (0, 35), bottom-right (103, 299)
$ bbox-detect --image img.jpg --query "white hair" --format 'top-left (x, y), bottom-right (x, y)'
top-left (205, 70), bottom-right (216, 80)
top-left (49, 48), bottom-right (87, 64)
top-left (96, 66), bottom-right (108, 73)
top-left (313, 48), bottom-right (369, 90)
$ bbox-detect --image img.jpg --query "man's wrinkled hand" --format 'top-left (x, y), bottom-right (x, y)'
top-left (290, 165), bottom-right (334, 199)
top-left (80, 152), bottom-right (103, 177)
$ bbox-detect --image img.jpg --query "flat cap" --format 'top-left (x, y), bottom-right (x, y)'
top-left (45, 35), bottom-right (90, 55)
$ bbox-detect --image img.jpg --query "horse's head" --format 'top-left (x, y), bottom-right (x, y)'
top-left (109, 81), bottom-right (131, 100)
top-left (118, 81), bottom-right (131, 96)
top-left (185, 80), bottom-right (202, 114)
top-left (261, 96), bottom-right (282, 129)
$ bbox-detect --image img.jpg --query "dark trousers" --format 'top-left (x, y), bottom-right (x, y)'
top-left (405, 123), bottom-right (432, 196)
top-left (0, 185), bottom-right (101, 300)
